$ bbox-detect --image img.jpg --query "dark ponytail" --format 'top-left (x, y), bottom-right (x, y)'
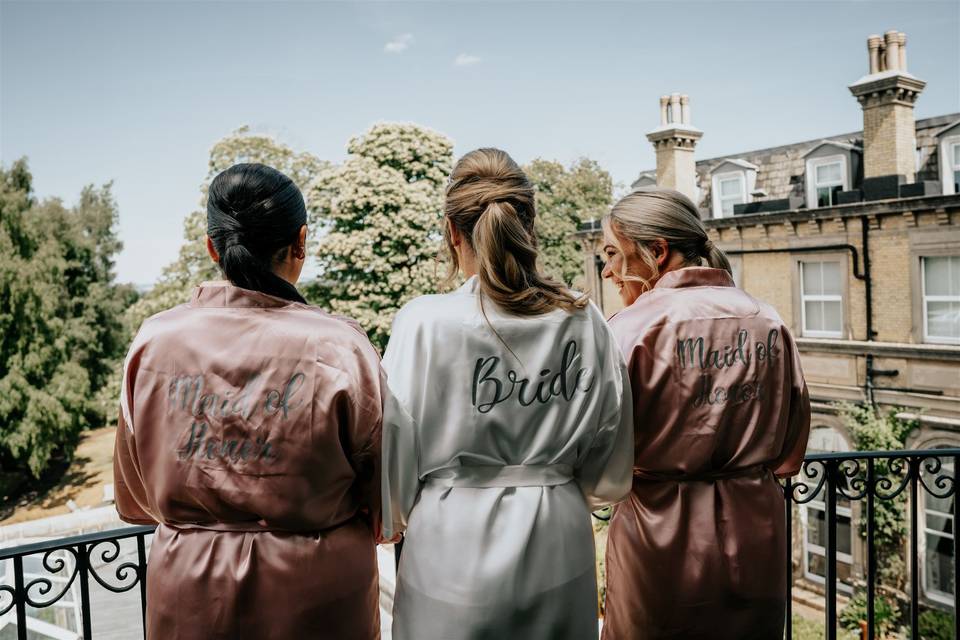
top-left (207, 163), bottom-right (307, 303)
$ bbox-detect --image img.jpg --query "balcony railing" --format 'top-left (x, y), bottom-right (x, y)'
top-left (786, 448), bottom-right (960, 640)
top-left (0, 449), bottom-right (957, 639)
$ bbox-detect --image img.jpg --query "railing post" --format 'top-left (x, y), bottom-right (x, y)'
top-left (954, 455), bottom-right (959, 640)
top-left (909, 457), bottom-right (919, 640)
top-left (784, 476), bottom-right (793, 640)
top-left (13, 555), bottom-right (26, 640)
top-left (826, 460), bottom-right (838, 640)
top-left (77, 542), bottom-right (93, 640)
top-left (866, 458), bottom-right (875, 640)
top-left (137, 534), bottom-right (148, 638)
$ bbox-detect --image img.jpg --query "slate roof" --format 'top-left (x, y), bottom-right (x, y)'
top-left (631, 112), bottom-right (960, 216)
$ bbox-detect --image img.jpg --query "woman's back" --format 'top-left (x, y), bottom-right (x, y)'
top-left (608, 267), bottom-right (808, 477)
top-left (117, 282), bottom-right (382, 530)
top-left (113, 163), bottom-right (385, 640)
top-left (383, 279), bottom-right (631, 640)
top-left (381, 148), bottom-right (633, 640)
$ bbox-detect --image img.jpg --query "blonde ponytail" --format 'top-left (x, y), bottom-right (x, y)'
top-left (445, 148), bottom-right (587, 316)
top-left (604, 187), bottom-right (732, 290)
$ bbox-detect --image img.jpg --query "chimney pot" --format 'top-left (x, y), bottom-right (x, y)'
top-left (898, 32), bottom-right (907, 71)
top-left (867, 35), bottom-right (882, 74)
top-left (659, 95), bottom-right (669, 126)
top-left (884, 30), bottom-right (900, 71)
top-left (680, 95), bottom-right (690, 125)
top-left (669, 93), bottom-right (681, 124)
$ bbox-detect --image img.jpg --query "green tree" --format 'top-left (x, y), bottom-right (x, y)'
top-left (126, 126), bottom-right (327, 331)
top-left (310, 123), bottom-right (454, 349)
top-left (524, 158), bottom-right (613, 288)
top-left (0, 159), bottom-right (129, 477)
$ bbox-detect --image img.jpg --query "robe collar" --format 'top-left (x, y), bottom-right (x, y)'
top-left (458, 275), bottom-right (481, 294)
top-left (653, 267), bottom-right (735, 291)
top-left (191, 281), bottom-right (297, 308)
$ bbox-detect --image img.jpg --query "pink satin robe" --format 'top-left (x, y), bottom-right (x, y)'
top-left (113, 282), bottom-right (385, 640)
top-left (601, 267), bottom-right (810, 640)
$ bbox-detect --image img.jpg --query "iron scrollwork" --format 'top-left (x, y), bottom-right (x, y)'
top-left (88, 538), bottom-right (142, 594)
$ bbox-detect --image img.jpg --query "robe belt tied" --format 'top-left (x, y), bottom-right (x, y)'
top-left (632, 463), bottom-right (770, 484)
top-left (424, 463), bottom-right (574, 488)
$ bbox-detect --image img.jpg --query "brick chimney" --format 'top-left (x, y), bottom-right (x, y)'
top-left (849, 30), bottom-right (925, 182)
top-left (646, 93), bottom-right (702, 202)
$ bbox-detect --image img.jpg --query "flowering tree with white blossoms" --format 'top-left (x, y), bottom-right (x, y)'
top-left (310, 123), bottom-right (454, 349)
top-left (126, 127), bottom-right (326, 331)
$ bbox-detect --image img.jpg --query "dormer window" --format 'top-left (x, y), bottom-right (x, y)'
top-left (717, 173), bottom-right (745, 216)
top-left (935, 120), bottom-right (960, 195)
top-left (803, 141), bottom-right (860, 209)
top-left (813, 158), bottom-right (845, 207)
top-left (709, 159), bottom-right (758, 218)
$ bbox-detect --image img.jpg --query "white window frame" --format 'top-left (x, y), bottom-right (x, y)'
top-left (920, 449), bottom-right (956, 607)
top-left (805, 154), bottom-right (849, 209)
top-left (801, 427), bottom-right (854, 593)
top-left (800, 260), bottom-right (844, 338)
top-left (921, 256), bottom-right (960, 345)
top-left (939, 134), bottom-right (960, 196)
top-left (711, 170), bottom-right (747, 218)
top-left (801, 495), bottom-right (855, 593)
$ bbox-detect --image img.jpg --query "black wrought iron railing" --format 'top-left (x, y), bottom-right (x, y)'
top-left (0, 524), bottom-right (154, 640)
top-left (0, 449), bottom-right (957, 639)
top-left (784, 449), bottom-right (960, 640)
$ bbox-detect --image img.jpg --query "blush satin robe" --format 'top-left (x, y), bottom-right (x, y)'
top-left (113, 282), bottom-right (385, 640)
top-left (381, 276), bottom-right (635, 640)
top-left (601, 267), bottom-right (811, 640)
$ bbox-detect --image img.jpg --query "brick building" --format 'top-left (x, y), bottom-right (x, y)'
top-left (579, 30), bottom-right (960, 607)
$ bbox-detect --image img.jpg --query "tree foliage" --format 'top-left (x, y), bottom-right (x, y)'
top-left (125, 126), bottom-right (327, 331)
top-left (524, 158), bottom-right (613, 289)
top-left (0, 160), bottom-right (130, 477)
top-left (310, 123), bottom-right (454, 349)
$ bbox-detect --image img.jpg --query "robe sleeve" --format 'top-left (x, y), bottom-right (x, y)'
top-left (574, 314), bottom-right (635, 511)
top-left (380, 307), bottom-right (423, 541)
top-left (113, 337), bottom-right (158, 526)
top-left (338, 331), bottom-right (388, 542)
top-left (771, 325), bottom-right (811, 478)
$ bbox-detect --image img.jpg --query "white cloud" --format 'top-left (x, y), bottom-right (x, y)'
top-left (384, 33), bottom-right (414, 53)
top-left (454, 53), bottom-right (482, 66)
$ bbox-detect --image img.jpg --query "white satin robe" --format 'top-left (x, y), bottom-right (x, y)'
top-left (381, 276), bottom-right (634, 640)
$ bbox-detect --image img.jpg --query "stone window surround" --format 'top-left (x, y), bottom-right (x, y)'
top-left (795, 254), bottom-right (850, 339)
top-left (940, 133), bottom-right (960, 196)
top-left (908, 228), bottom-right (960, 345)
top-left (805, 154), bottom-right (850, 210)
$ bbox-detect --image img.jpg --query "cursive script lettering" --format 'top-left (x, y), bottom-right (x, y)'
top-left (471, 340), bottom-right (595, 414)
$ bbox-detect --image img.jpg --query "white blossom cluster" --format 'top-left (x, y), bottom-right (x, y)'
top-left (310, 123), bottom-right (454, 349)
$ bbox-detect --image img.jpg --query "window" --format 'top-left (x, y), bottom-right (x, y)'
top-left (922, 256), bottom-right (960, 344)
top-left (805, 154), bottom-right (849, 209)
top-left (717, 174), bottom-right (745, 216)
top-left (952, 142), bottom-right (960, 195)
top-left (800, 261), bottom-right (843, 338)
top-left (814, 161), bottom-right (844, 207)
top-left (802, 427), bottom-right (854, 591)
top-left (923, 451), bottom-right (955, 605)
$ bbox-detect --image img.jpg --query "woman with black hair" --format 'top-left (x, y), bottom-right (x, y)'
top-left (113, 163), bottom-right (385, 639)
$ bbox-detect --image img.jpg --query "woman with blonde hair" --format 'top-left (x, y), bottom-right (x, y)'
top-left (381, 148), bottom-right (634, 639)
top-left (599, 188), bottom-right (810, 639)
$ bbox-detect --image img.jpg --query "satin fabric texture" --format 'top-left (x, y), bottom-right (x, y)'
top-left (601, 267), bottom-right (811, 640)
top-left (381, 276), bottom-right (635, 640)
top-left (114, 282), bottom-right (385, 640)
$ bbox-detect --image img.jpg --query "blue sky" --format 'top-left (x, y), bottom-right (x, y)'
top-left (2, 0), bottom-right (958, 285)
